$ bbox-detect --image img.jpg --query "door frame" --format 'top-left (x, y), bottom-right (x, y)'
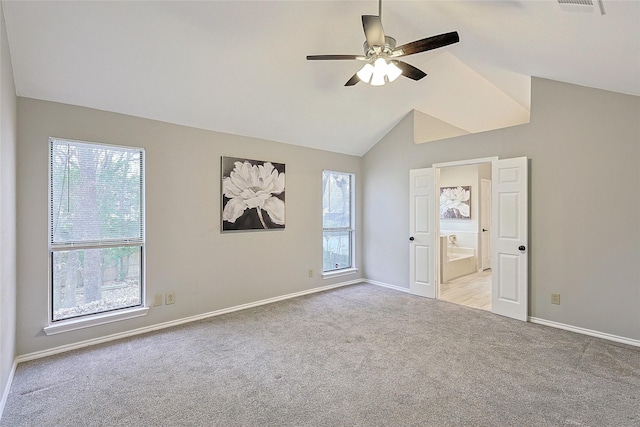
top-left (480, 178), bottom-right (492, 271)
top-left (432, 157), bottom-right (497, 300)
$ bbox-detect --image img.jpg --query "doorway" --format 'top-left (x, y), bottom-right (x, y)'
top-left (436, 161), bottom-right (492, 311)
top-left (409, 156), bottom-right (529, 321)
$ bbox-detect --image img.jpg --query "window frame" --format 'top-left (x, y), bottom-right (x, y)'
top-left (322, 170), bottom-right (356, 277)
top-left (45, 137), bottom-right (148, 335)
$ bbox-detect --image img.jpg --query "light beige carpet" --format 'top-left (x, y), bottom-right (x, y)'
top-left (2, 283), bottom-right (639, 426)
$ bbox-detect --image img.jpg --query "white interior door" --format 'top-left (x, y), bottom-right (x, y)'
top-left (480, 178), bottom-right (492, 270)
top-left (491, 157), bottom-right (528, 321)
top-left (409, 168), bottom-right (436, 298)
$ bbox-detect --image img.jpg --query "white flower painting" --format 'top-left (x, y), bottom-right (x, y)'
top-left (440, 186), bottom-right (471, 219)
top-left (221, 157), bottom-right (285, 231)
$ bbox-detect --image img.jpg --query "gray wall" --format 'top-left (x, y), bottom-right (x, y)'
top-left (363, 78), bottom-right (640, 341)
top-left (0, 3), bottom-right (17, 404)
top-left (11, 76), bottom-right (640, 356)
top-left (16, 98), bottom-right (362, 355)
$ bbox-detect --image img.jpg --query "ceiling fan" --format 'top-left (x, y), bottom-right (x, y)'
top-left (306, 1), bottom-right (459, 87)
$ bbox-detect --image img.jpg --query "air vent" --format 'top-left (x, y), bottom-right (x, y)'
top-left (558, 0), bottom-right (605, 15)
top-left (558, 0), bottom-right (593, 5)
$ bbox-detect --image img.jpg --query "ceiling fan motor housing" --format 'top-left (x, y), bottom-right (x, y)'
top-left (363, 36), bottom-right (397, 57)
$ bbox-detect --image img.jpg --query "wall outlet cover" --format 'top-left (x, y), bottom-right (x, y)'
top-left (166, 292), bottom-right (175, 305)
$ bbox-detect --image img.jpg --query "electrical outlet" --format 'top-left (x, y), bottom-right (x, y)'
top-left (153, 294), bottom-right (163, 307)
top-left (551, 293), bottom-right (560, 305)
top-left (166, 292), bottom-right (175, 305)
top-left (308, 269), bottom-right (313, 277)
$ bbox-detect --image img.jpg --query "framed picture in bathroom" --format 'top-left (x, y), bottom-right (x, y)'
top-left (440, 186), bottom-right (471, 219)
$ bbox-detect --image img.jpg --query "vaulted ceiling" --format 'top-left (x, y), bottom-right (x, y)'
top-left (3, 1), bottom-right (639, 155)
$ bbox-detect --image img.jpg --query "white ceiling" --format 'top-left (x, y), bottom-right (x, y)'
top-left (3, 1), bottom-right (639, 156)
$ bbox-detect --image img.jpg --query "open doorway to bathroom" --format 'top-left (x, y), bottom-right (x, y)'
top-left (436, 161), bottom-right (492, 311)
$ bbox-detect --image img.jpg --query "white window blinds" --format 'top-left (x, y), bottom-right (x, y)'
top-left (50, 138), bottom-right (144, 247)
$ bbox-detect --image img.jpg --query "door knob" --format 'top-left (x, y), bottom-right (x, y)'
top-left (409, 237), bottom-right (415, 241)
top-left (518, 245), bottom-right (526, 251)
top-left (482, 228), bottom-right (488, 232)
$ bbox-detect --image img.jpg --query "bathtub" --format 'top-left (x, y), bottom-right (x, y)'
top-left (440, 237), bottom-right (477, 283)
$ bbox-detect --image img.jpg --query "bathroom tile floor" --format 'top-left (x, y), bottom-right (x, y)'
top-left (439, 269), bottom-right (492, 311)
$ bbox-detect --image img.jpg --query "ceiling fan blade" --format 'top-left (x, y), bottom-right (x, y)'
top-left (345, 73), bottom-right (360, 86)
top-left (362, 15), bottom-right (385, 49)
top-left (395, 61), bottom-right (427, 81)
top-left (393, 31), bottom-right (459, 57)
top-left (306, 55), bottom-right (363, 61)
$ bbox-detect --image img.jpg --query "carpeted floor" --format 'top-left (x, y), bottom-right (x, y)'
top-left (2, 283), bottom-right (639, 426)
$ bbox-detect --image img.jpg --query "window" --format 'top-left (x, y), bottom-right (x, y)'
top-left (322, 171), bottom-right (354, 273)
top-left (49, 138), bottom-right (144, 322)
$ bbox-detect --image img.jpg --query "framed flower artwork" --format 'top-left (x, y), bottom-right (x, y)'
top-left (221, 156), bottom-right (286, 231)
top-left (440, 186), bottom-right (471, 219)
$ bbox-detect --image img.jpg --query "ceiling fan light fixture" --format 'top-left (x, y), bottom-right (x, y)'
top-left (373, 57), bottom-right (387, 70)
top-left (370, 57), bottom-right (389, 86)
top-left (360, 58), bottom-right (402, 86)
top-left (357, 63), bottom-right (375, 83)
top-left (386, 61), bottom-right (402, 82)
top-left (370, 71), bottom-right (386, 86)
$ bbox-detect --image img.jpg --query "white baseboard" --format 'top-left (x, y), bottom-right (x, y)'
top-left (0, 360), bottom-right (17, 422)
top-left (14, 278), bottom-right (639, 365)
top-left (16, 279), bottom-right (364, 363)
top-left (529, 317), bottom-right (640, 348)
top-left (363, 279), bottom-right (412, 294)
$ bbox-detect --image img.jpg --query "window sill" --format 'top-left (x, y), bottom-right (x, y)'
top-left (43, 306), bottom-right (149, 336)
top-left (322, 267), bottom-right (359, 279)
